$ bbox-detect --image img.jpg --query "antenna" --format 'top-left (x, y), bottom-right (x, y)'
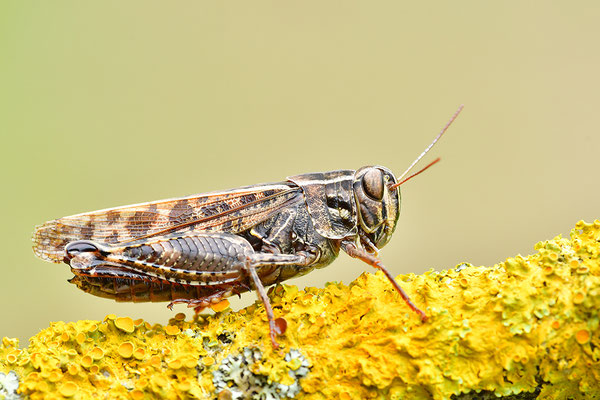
top-left (389, 104), bottom-right (463, 190)
top-left (392, 157), bottom-right (441, 188)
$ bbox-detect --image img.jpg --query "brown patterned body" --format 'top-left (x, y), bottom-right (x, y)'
top-left (32, 168), bottom-right (415, 348)
top-left (32, 108), bottom-right (463, 348)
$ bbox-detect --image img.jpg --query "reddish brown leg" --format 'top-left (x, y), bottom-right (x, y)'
top-left (167, 298), bottom-right (209, 311)
top-left (167, 288), bottom-right (229, 312)
top-left (245, 263), bottom-right (281, 349)
top-left (243, 252), bottom-right (311, 348)
top-left (343, 241), bottom-right (428, 322)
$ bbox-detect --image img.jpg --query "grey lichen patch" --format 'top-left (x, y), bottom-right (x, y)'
top-left (212, 347), bottom-right (310, 400)
top-left (0, 371), bottom-right (21, 400)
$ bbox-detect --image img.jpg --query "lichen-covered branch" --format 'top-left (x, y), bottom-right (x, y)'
top-left (1, 220), bottom-right (599, 400)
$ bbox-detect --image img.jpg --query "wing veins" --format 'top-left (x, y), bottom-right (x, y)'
top-left (117, 188), bottom-right (301, 244)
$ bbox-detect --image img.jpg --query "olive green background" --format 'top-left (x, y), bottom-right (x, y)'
top-left (1, 2), bottom-right (599, 343)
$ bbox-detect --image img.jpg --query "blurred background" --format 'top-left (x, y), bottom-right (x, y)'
top-left (1, 2), bottom-right (599, 343)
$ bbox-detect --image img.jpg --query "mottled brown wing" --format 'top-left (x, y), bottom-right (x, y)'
top-left (33, 183), bottom-right (302, 263)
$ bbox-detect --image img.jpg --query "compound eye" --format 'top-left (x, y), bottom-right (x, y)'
top-left (361, 168), bottom-right (384, 200)
top-left (65, 241), bottom-right (99, 259)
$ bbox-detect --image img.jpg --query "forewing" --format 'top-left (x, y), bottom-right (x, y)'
top-left (33, 183), bottom-right (301, 263)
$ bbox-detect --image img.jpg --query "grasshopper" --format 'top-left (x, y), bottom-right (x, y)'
top-left (32, 106), bottom-right (463, 348)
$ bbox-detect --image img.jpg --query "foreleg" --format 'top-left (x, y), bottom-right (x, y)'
top-left (342, 240), bottom-right (428, 322)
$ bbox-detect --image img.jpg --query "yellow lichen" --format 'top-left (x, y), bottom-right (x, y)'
top-left (202, 356), bottom-right (215, 366)
top-left (133, 348), bottom-right (146, 361)
top-left (1, 220), bottom-right (600, 399)
top-left (114, 317), bottom-right (135, 333)
top-left (58, 381), bottom-right (78, 397)
top-left (74, 332), bottom-right (85, 345)
top-left (89, 346), bottom-right (104, 360)
top-left (210, 299), bottom-right (231, 313)
top-left (80, 355), bottom-right (93, 369)
top-left (66, 364), bottom-right (78, 376)
top-left (167, 359), bottom-right (182, 369)
top-left (573, 292), bottom-right (586, 304)
top-left (164, 325), bottom-right (181, 336)
top-left (575, 329), bottom-right (590, 345)
top-left (117, 342), bottom-right (134, 359)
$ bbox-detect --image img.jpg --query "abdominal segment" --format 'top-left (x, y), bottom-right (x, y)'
top-left (67, 233), bottom-right (255, 286)
top-left (69, 270), bottom-right (245, 306)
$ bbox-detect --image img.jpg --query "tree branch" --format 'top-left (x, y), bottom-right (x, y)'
top-left (1, 220), bottom-right (599, 399)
